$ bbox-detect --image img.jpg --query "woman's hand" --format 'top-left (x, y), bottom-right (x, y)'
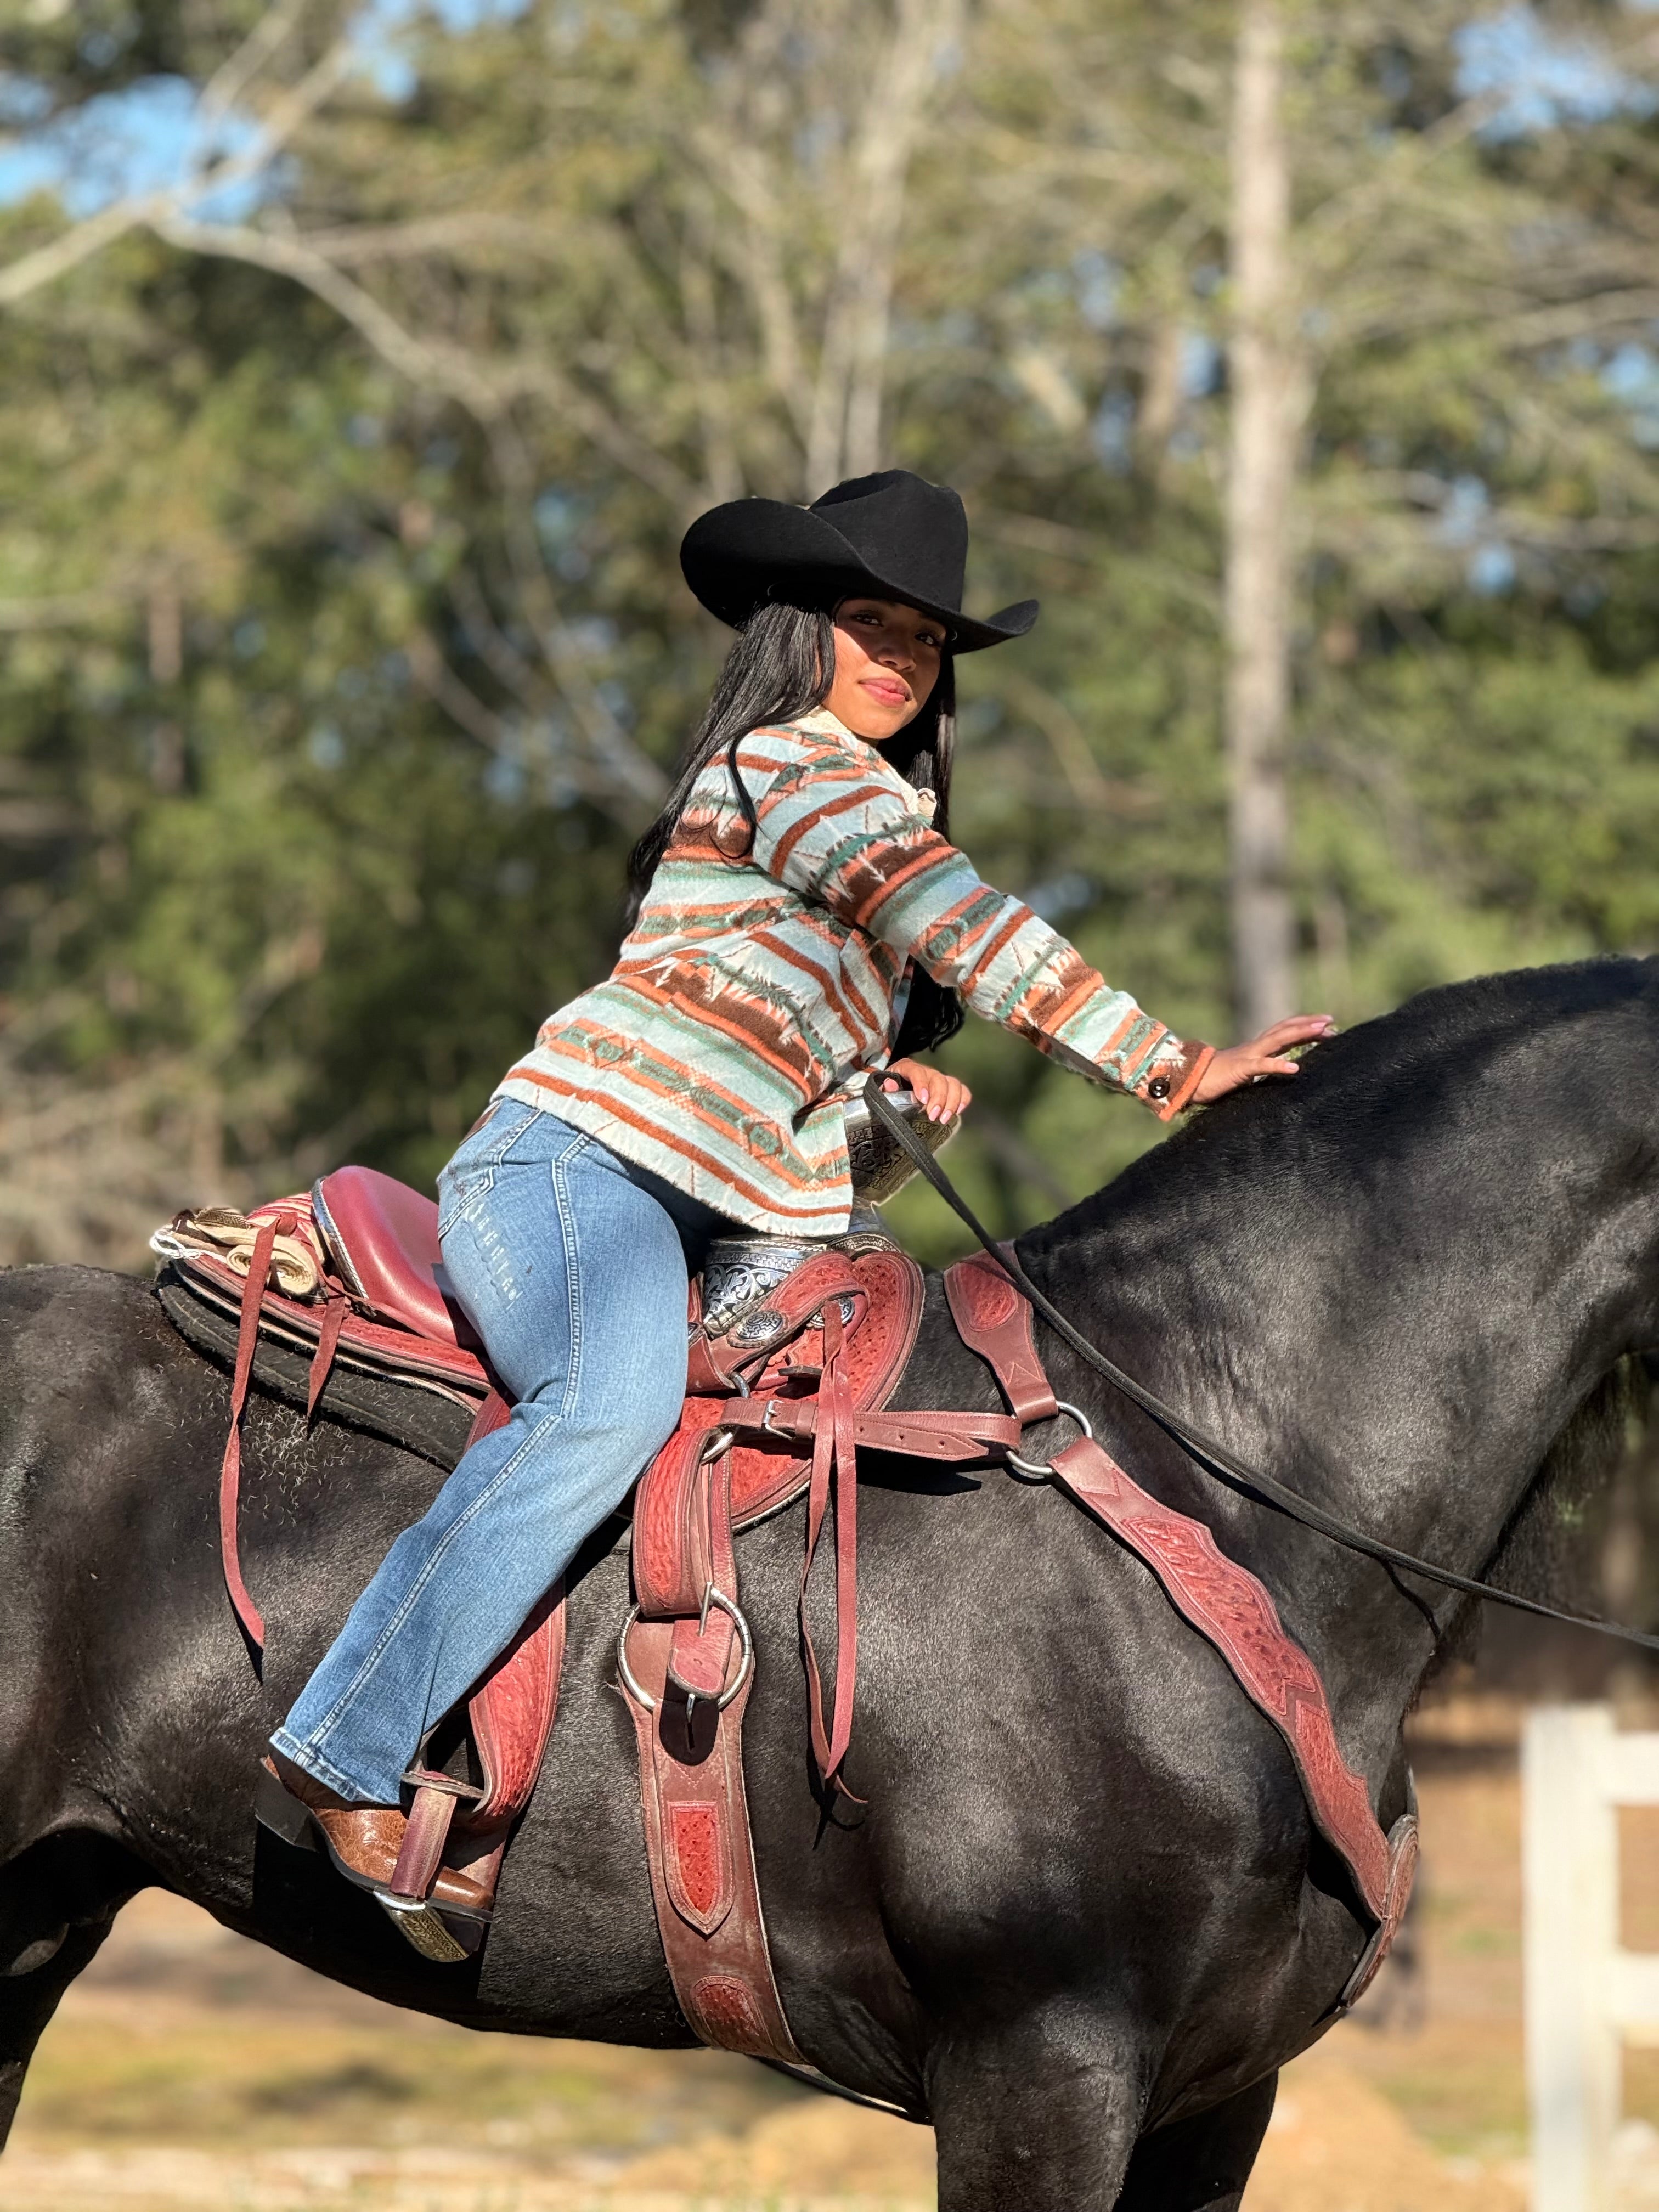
top-left (883, 1058), bottom-right (972, 1124)
top-left (1191, 1015), bottom-right (1336, 1104)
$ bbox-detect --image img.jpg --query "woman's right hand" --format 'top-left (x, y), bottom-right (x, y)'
top-left (1192, 1015), bottom-right (1335, 1103)
top-left (884, 1058), bottom-right (972, 1124)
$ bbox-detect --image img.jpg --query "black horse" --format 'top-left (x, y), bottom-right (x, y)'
top-left (1, 956), bottom-right (1652, 2211)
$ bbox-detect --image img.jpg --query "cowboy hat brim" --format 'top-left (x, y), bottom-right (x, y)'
top-left (680, 497), bottom-right (1037, 654)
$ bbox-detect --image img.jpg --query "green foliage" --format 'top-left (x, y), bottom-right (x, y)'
top-left (3, 0), bottom-right (1659, 1268)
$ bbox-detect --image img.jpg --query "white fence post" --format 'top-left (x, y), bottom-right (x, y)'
top-left (1525, 1704), bottom-right (1659, 2210)
top-left (1525, 1706), bottom-right (1621, 2212)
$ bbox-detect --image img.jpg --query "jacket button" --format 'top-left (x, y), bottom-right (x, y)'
top-left (1147, 1076), bottom-right (1171, 1101)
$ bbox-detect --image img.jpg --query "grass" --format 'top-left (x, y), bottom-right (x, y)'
top-left (18, 2007), bottom-right (798, 2157)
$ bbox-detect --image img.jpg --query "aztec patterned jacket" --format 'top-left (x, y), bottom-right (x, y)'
top-left (497, 706), bottom-right (1213, 1234)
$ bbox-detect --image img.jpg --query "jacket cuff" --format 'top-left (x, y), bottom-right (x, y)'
top-left (1133, 1039), bottom-right (1214, 1121)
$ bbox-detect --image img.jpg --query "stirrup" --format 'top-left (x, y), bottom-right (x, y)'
top-left (373, 1889), bottom-right (478, 1964)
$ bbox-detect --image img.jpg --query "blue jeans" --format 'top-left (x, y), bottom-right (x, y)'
top-left (272, 1101), bottom-right (726, 1803)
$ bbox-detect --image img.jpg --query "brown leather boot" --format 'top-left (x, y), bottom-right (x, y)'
top-left (258, 1755), bottom-right (495, 1955)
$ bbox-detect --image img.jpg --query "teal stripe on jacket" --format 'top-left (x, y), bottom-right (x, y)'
top-left (496, 708), bottom-right (1210, 1234)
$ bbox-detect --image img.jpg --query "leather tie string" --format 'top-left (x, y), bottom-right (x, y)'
top-left (798, 1300), bottom-right (862, 1798)
top-left (305, 1287), bottom-right (351, 1424)
top-left (219, 1214), bottom-right (290, 1657)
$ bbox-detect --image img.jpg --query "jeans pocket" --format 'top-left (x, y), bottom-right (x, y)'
top-left (438, 1099), bottom-right (548, 1234)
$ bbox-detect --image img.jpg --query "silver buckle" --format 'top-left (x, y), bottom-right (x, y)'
top-left (1007, 1400), bottom-right (1094, 1479)
top-left (616, 1586), bottom-right (754, 1716)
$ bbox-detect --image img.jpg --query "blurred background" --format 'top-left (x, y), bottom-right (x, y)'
top-left (5, 0), bottom-right (1659, 2203)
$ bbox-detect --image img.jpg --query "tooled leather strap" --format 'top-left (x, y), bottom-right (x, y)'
top-left (1338, 1813), bottom-right (1419, 2012)
top-left (622, 1613), bottom-right (804, 2063)
top-left (667, 1448), bottom-right (739, 1702)
top-left (634, 1400), bottom-right (733, 1618)
top-left (943, 1257), bottom-right (1417, 1943)
top-left (624, 1429), bottom-right (802, 2063)
top-left (1050, 1432), bottom-right (1415, 1928)
top-left (945, 1249), bottom-right (1059, 1424)
top-left (219, 1214), bottom-right (285, 1653)
top-left (798, 1302), bottom-right (860, 1795)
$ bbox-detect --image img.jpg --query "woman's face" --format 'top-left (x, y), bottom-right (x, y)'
top-left (823, 597), bottom-right (945, 742)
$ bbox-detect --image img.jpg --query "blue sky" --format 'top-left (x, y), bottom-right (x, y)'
top-left (0, 0), bottom-right (527, 216)
top-left (1453, 3), bottom-right (1657, 137)
top-left (3, 0), bottom-right (1654, 607)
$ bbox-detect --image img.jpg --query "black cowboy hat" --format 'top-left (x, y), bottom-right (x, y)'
top-left (680, 469), bottom-right (1038, 654)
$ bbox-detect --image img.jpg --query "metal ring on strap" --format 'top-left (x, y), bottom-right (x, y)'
top-left (1007, 1400), bottom-right (1094, 1479)
top-left (616, 1587), bottom-right (754, 1715)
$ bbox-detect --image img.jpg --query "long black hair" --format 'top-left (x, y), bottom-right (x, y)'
top-left (625, 599), bottom-right (964, 1055)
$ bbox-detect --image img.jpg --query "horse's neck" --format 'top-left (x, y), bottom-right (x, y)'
top-left (1035, 1099), bottom-right (1650, 1737)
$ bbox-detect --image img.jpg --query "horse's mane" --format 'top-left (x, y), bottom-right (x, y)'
top-left (1031, 953), bottom-right (1659, 1259)
top-left (1024, 955), bottom-right (1658, 1628)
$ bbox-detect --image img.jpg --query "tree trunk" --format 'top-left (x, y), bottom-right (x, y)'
top-left (1224, 0), bottom-right (1302, 1036)
top-left (805, 0), bottom-right (964, 493)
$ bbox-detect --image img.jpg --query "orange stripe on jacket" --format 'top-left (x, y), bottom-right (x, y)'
top-left (495, 707), bottom-right (1202, 1237)
top-left (504, 1065), bottom-right (849, 1223)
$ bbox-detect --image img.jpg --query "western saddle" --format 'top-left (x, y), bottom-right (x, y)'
top-left (152, 1087), bottom-right (1416, 2047)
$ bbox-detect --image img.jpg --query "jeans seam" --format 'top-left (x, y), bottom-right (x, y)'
top-left (550, 1138), bottom-right (587, 1422)
top-left (298, 1400), bottom-right (572, 1756)
top-left (492, 1107), bottom-right (552, 1169)
top-left (438, 1169), bottom-right (493, 1239)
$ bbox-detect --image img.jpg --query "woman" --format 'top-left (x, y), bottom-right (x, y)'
top-left (265, 469), bottom-right (1331, 1934)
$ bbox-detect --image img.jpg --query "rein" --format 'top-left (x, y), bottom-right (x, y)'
top-left (865, 1082), bottom-right (1659, 1656)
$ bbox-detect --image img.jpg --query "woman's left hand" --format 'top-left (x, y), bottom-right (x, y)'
top-left (1192, 1015), bottom-right (1336, 1103)
top-left (884, 1058), bottom-right (972, 1124)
